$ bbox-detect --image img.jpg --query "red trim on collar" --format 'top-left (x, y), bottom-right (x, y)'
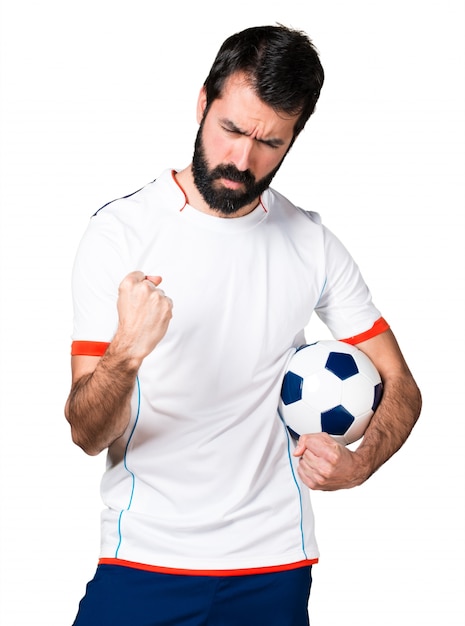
top-left (171, 170), bottom-right (188, 210)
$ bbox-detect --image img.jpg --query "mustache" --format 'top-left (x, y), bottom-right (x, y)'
top-left (210, 164), bottom-right (255, 186)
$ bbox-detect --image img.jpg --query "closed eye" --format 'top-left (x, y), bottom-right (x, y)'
top-left (257, 138), bottom-right (282, 150)
top-left (220, 122), bottom-right (283, 150)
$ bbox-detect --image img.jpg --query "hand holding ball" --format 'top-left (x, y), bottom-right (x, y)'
top-left (279, 340), bottom-right (383, 445)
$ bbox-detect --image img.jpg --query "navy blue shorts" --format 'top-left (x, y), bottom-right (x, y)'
top-left (72, 564), bottom-right (312, 626)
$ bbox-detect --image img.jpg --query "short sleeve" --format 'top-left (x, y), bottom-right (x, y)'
top-left (71, 211), bottom-right (130, 344)
top-left (315, 225), bottom-right (384, 341)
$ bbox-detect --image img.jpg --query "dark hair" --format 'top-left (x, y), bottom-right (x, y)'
top-left (203, 25), bottom-right (325, 137)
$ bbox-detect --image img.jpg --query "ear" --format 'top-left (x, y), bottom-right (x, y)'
top-left (196, 86), bottom-right (208, 124)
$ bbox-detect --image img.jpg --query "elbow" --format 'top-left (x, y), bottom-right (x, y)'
top-left (406, 370), bottom-right (422, 417)
top-left (70, 429), bottom-right (103, 457)
top-left (399, 375), bottom-right (422, 432)
top-left (65, 402), bottom-right (102, 457)
top-left (413, 380), bottom-right (423, 423)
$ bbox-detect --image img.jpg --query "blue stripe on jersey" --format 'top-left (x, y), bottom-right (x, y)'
top-left (279, 412), bottom-right (308, 560)
top-left (92, 180), bottom-right (157, 216)
top-left (115, 375), bottom-right (141, 558)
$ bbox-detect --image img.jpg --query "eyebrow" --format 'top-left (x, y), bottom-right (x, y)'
top-left (219, 118), bottom-right (286, 148)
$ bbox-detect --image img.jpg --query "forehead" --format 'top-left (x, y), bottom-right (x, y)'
top-left (208, 72), bottom-right (299, 141)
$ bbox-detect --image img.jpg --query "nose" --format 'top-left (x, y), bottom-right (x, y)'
top-left (230, 137), bottom-right (255, 172)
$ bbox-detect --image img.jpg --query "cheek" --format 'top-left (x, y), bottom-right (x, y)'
top-left (200, 120), bottom-right (230, 166)
top-left (254, 150), bottom-right (286, 180)
top-left (203, 136), bottom-right (229, 169)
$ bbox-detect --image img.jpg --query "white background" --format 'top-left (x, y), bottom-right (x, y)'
top-left (0, 1), bottom-right (464, 624)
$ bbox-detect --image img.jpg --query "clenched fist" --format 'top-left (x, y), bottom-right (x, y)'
top-left (115, 271), bottom-right (173, 361)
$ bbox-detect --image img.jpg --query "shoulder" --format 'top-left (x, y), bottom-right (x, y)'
top-left (263, 186), bottom-right (321, 223)
top-left (262, 186), bottom-right (323, 228)
top-left (91, 169), bottom-right (185, 226)
top-left (262, 186), bottom-right (360, 270)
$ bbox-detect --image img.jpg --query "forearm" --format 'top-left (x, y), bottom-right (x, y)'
top-left (66, 272), bottom-right (173, 455)
top-left (294, 330), bottom-right (422, 491)
top-left (352, 372), bottom-right (422, 483)
top-left (65, 343), bottom-right (142, 456)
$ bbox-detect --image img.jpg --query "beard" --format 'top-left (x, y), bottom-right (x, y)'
top-left (191, 123), bottom-right (285, 216)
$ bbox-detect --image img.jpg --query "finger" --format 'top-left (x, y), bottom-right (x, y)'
top-left (292, 433), bottom-right (325, 457)
top-left (144, 275), bottom-right (163, 286)
top-left (293, 440), bottom-right (306, 457)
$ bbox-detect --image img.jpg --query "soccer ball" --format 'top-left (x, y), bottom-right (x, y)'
top-left (279, 340), bottom-right (383, 445)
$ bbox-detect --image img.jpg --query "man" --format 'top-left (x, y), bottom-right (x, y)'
top-left (65, 25), bottom-right (421, 626)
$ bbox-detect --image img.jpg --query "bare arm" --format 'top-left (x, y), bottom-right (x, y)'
top-left (65, 348), bottom-right (140, 456)
top-left (65, 271), bottom-right (173, 456)
top-left (294, 329), bottom-right (422, 490)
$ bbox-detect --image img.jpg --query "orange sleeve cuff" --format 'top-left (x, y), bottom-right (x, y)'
top-left (70, 320), bottom-right (389, 356)
top-left (340, 317), bottom-right (390, 345)
top-left (71, 340), bottom-right (111, 356)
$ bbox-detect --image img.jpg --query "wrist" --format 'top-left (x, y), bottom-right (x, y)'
top-left (106, 334), bottom-right (145, 372)
top-left (351, 443), bottom-right (379, 484)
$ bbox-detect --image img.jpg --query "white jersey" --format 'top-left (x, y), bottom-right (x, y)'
top-left (71, 169), bottom-right (387, 575)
